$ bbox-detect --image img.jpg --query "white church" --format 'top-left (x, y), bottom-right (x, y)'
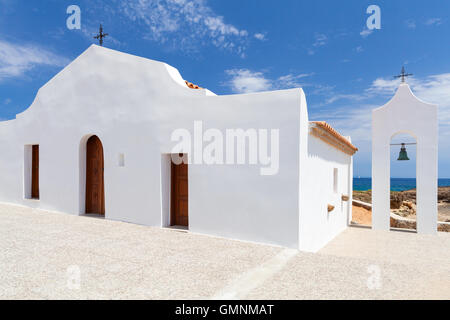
top-left (0, 45), bottom-right (358, 252)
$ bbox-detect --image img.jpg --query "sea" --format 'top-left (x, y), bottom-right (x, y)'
top-left (354, 178), bottom-right (450, 192)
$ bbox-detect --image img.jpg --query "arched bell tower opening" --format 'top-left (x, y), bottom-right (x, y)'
top-left (389, 132), bottom-right (417, 231)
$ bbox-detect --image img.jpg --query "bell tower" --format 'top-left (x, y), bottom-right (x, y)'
top-left (372, 73), bottom-right (438, 234)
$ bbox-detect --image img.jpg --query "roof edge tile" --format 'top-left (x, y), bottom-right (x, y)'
top-left (310, 121), bottom-right (358, 155)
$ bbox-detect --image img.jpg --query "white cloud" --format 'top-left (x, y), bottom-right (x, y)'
top-left (3, 98), bottom-right (11, 104)
top-left (0, 39), bottom-right (69, 81)
top-left (355, 46), bottom-right (364, 53)
top-left (307, 33), bottom-right (328, 55)
top-left (311, 104), bottom-right (374, 142)
top-left (405, 19), bottom-right (416, 29)
top-left (225, 69), bottom-right (312, 94)
top-left (312, 85), bottom-right (368, 106)
top-left (412, 74), bottom-right (450, 106)
top-left (106, 0), bottom-right (249, 55)
top-left (313, 33), bottom-right (327, 47)
top-left (324, 93), bottom-right (366, 105)
top-left (275, 73), bottom-right (312, 89)
top-left (365, 77), bottom-right (399, 96)
top-left (310, 84), bottom-right (335, 95)
top-left (204, 16), bottom-right (247, 37)
top-left (360, 28), bottom-right (373, 38)
top-left (225, 69), bottom-right (270, 94)
top-left (254, 33), bottom-right (266, 41)
top-left (425, 18), bottom-right (442, 26)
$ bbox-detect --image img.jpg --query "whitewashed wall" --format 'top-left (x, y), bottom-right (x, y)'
top-left (0, 45), bottom-right (308, 249)
top-left (298, 134), bottom-right (353, 252)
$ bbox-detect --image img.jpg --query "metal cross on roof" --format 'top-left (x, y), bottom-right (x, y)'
top-left (394, 66), bottom-right (413, 83)
top-left (94, 24), bottom-right (108, 46)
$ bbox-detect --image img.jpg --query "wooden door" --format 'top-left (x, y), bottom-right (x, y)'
top-left (31, 145), bottom-right (39, 199)
top-left (86, 136), bottom-right (105, 214)
top-left (171, 156), bottom-right (188, 227)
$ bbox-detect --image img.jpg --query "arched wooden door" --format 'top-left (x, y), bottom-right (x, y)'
top-left (86, 136), bottom-right (105, 215)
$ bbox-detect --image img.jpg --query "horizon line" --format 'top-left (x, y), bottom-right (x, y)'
top-left (354, 177), bottom-right (450, 179)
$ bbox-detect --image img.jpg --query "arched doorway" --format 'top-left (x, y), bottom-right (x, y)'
top-left (85, 135), bottom-right (105, 215)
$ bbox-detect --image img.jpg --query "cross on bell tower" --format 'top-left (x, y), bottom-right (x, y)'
top-left (394, 66), bottom-right (413, 83)
top-left (94, 24), bottom-right (108, 46)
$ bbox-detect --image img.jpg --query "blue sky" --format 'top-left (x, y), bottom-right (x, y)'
top-left (1, 0), bottom-right (449, 177)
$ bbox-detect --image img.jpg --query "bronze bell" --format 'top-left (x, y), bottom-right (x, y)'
top-left (397, 143), bottom-right (410, 161)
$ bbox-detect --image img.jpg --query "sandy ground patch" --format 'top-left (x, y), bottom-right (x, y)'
top-left (351, 205), bottom-right (372, 226)
top-left (1, 203), bottom-right (449, 299)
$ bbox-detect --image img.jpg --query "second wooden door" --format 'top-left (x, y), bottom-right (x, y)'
top-left (86, 136), bottom-right (105, 215)
top-left (31, 145), bottom-right (39, 199)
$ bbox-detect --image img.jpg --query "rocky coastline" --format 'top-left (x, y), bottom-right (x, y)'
top-left (353, 186), bottom-right (450, 224)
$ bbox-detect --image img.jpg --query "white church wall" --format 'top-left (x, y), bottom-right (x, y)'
top-left (299, 134), bottom-right (352, 252)
top-left (0, 120), bottom-right (25, 205)
top-left (0, 45), bottom-right (306, 249)
top-left (175, 89), bottom-right (305, 248)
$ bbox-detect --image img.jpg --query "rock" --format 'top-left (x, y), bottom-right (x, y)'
top-left (396, 210), bottom-right (410, 218)
top-left (353, 190), bottom-right (372, 203)
top-left (390, 192), bottom-right (405, 209)
top-left (390, 213), bottom-right (416, 230)
top-left (390, 212), bottom-right (450, 232)
top-left (403, 201), bottom-right (415, 210)
top-left (354, 187), bottom-right (450, 203)
top-left (437, 187), bottom-right (450, 202)
top-left (438, 222), bottom-right (450, 232)
top-left (401, 189), bottom-right (417, 203)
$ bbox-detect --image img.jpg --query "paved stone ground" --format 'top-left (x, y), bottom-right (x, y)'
top-left (1, 203), bottom-right (449, 300)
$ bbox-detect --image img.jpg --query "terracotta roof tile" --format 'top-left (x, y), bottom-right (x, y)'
top-left (310, 121), bottom-right (358, 155)
top-left (185, 80), bottom-right (202, 90)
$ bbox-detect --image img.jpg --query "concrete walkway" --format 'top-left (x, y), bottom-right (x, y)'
top-left (1, 203), bottom-right (449, 300)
